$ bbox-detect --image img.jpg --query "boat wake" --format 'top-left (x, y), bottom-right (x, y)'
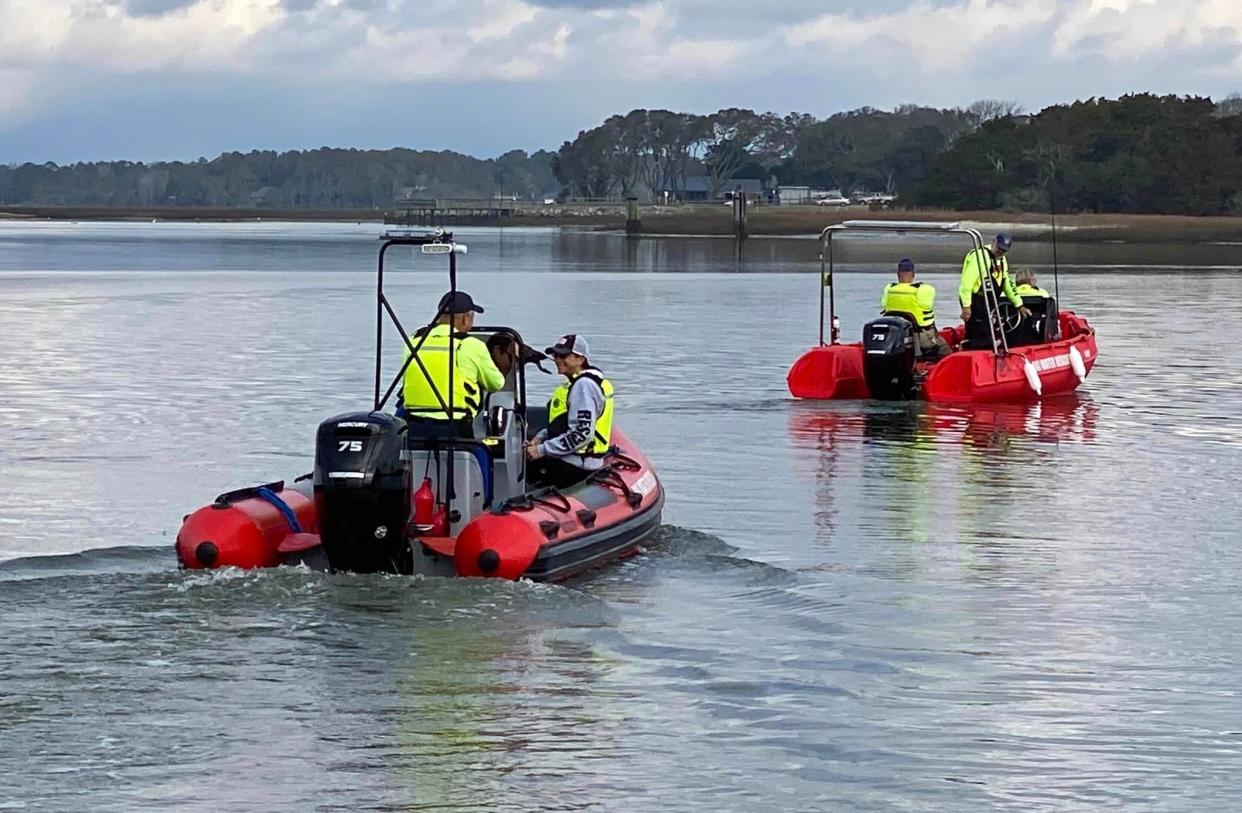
top-left (0, 524), bottom-right (775, 586)
top-left (0, 544), bottom-right (175, 582)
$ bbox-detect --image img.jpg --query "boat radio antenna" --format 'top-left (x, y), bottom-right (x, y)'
top-left (1049, 160), bottom-right (1061, 303)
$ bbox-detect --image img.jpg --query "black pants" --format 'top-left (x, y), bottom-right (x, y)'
top-left (528, 457), bottom-right (592, 490)
top-left (964, 316), bottom-right (992, 348)
top-left (964, 294), bottom-right (1000, 348)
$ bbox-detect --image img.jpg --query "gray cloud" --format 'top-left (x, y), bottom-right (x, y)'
top-left (527, 0), bottom-right (927, 14)
top-left (120, 0), bottom-right (198, 16)
top-left (278, 0), bottom-right (393, 10)
top-left (526, 0), bottom-right (642, 7)
top-left (2, 0), bottom-right (1241, 163)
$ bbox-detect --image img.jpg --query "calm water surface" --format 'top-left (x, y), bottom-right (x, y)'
top-left (0, 221), bottom-right (1240, 811)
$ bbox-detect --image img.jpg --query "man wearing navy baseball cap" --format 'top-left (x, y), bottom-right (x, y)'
top-left (958, 232), bottom-right (1029, 346)
top-left (525, 333), bottom-right (616, 488)
top-left (399, 289), bottom-right (505, 437)
top-left (881, 258), bottom-right (949, 358)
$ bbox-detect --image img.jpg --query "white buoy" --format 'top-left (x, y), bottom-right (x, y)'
top-left (1069, 345), bottom-right (1086, 381)
top-left (1024, 358), bottom-right (1043, 396)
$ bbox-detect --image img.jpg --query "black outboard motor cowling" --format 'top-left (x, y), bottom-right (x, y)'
top-left (862, 317), bottom-right (917, 400)
top-left (313, 412), bottom-right (409, 573)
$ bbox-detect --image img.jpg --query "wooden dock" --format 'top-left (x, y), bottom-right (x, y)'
top-left (384, 198), bottom-right (539, 225)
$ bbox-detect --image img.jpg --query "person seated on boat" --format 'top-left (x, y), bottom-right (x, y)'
top-left (1012, 268), bottom-right (1060, 342)
top-left (958, 233), bottom-right (1030, 347)
top-left (525, 334), bottom-right (614, 489)
top-left (401, 290), bottom-right (505, 439)
top-left (1014, 268), bottom-right (1050, 299)
top-left (881, 258), bottom-right (950, 359)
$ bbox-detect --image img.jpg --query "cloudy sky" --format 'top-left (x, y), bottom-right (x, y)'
top-left (2, 0), bottom-right (1240, 163)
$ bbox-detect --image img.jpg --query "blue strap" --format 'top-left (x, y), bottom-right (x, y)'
top-left (467, 446), bottom-right (493, 507)
top-left (255, 486), bottom-right (303, 534)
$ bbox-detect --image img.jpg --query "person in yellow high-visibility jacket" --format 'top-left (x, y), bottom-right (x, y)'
top-left (880, 258), bottom-right (949, 358)
top-left (401, 291), bottom-right (505, 438)
top-left (1014, 268), bottom-right (1051, 299)
top-left (958, 233), bottom-right (1030, 346)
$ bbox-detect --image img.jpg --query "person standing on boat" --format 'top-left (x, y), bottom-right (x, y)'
top-left (881, 258), bottom-right (950, 358)
top-left (525, 334), bottom-right (614, 489)
top-left (958, 233), bottom-right (1030, 345)
top-left (401, 291), bottom-right (506, 438)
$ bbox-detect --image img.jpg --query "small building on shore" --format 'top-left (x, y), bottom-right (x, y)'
top-left (775, 185), bottom-right (812, 205)
top-left (671, 176), bottom-right (764, 203)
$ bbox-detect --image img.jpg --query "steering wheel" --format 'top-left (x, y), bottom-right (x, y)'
top-left (996, 304), bottom-right (1023, 332)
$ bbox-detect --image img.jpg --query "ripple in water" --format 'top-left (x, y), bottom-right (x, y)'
top-left (3, 224), bottom-right (1241, 810)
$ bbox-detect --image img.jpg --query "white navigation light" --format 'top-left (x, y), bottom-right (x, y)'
top-left (420, 243), bottom-right (468, 255)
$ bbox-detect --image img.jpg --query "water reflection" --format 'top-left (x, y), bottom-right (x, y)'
top-left (161, 574), bottom-right (624, 811)
top-left (7, 223), bottom-right (1242, 810)
top-left (788, 396), bottom-right (1099, 452)
top-left (392, 625), bottom-right (620, 811)
top-left (787, 397), bottom-right (1100, 548)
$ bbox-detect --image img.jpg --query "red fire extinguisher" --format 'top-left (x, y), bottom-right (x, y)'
top-left (412, 477), bottom-right (448, 536)
top-left (413, 477), bottom-right (436, 530)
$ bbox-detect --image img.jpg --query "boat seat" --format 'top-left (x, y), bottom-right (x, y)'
top-left (1009, 296), bottom-right (1059, 346)
top-left (1039, 297), bottom-right (1060, 341)
top-left (406, 435), bottom-right (494, 510)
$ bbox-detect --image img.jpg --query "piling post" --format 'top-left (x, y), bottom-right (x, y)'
top-left (625, 196), bottom-right (641, 235)
top-left (733, 187), bottom-right (748, 241)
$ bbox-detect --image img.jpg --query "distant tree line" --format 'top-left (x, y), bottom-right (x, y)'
top-left (551, 101), bottom-right (1017, 201)
top-left (554, 94), bottom-right (1242, 215)
top-left (2, 94), bottom-right (1240, 215)
top-left (910, 94), bottom-right (1242, 215)
top-left (0, 148), bottom-right (558, 208)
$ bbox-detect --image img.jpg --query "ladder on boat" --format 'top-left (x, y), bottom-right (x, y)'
top-left (980, 254), bottom-right (1010, 356)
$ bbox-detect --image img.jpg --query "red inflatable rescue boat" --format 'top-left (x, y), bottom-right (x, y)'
top-left (787, 220), bottom-right (1098, 403)
top-left (176, 229), bottom-right (664, 581)
top-left (175, 429), bottom-right (662, 582)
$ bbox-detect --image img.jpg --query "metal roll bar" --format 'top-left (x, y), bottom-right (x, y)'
top-left (372, 228), bottom-right (530, 534)
top-left (818, 220), bottom-right (1009, 356)
top-left (374, 228), bottom-right (469, 412)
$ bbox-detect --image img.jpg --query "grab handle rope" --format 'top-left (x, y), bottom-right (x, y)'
top-left (255, 486), bottom-right (304, 534)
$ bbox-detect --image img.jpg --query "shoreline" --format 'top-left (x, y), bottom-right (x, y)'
top-left (2, 205), bottom-right (1241, 243)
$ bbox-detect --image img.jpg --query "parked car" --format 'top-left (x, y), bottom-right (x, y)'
top-left (850, 192), bottom-right (896, 206)
top-left (815, 195), bottom-right (851, 207)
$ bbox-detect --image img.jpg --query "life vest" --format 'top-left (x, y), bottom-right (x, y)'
top-left (402, 324), bottom-right (482, 420)
top-left (964, 248), bottom-right (1011, 298)
top-left (547, 381), bottom-right (568, 423)
top-left (881, 281), bottom-right (936, 328)
top-left (546, 367), bottom-right (614, 456)
top-left (1016, 283), bottom-right (1050, 298)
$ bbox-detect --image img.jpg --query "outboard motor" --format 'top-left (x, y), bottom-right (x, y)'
top-left (862, 316), bottom-right (917, 400)
top-left (313, 412), bottom-right (409, 573)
